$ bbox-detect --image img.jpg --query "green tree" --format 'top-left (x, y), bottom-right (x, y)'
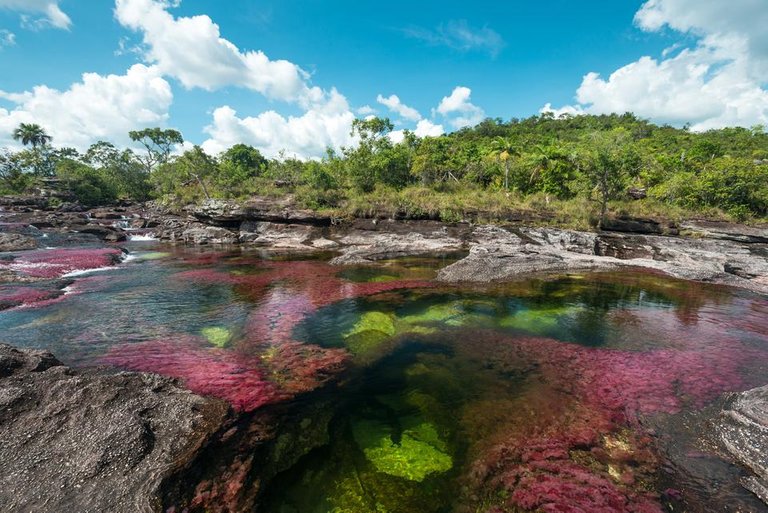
top-left (12, 123), bottom-right (52, 149)
top-left (488, 136), bottom-right (519, 190)
top-left (128, 127), bottom-right (183, 174)
top-left (582, 129), bottom-right (642, 224)
top-left (217, 144), bottom-right (268, 196)
top-left (55, 158), bottom-right (118, 206)
top-left (83, 141), bottom-right (152, 201)
top-left (344, 117), bottom-right (397, 192)
top-left (152, 146), bottom-right (216, 201)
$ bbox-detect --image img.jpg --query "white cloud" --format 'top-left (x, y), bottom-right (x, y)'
top-left (0, 29), bottom-right (15, 47)
top-left (376, 94), bottom-right (422, 122)
top-left (539, 103), bottom-right (585, 118)
top-left (0, 0), bottom-right (71, 30)
top-left (114, 0), bottom-right (325, 106)
top-left (388, 119), bottom-right (445, 144)
top-left (201, 89), bottom-right (356, 160)
top-left (356, 105), bottom-right (377, 116)
top-left (0, 64), bottom-right (173, 149)
top-left (403, 19), bottom-right (505, 58)
top-left (436, 86), bottom-right (485, 129)
top-left (414, 119), bottom-right (444, 137)
top-left (544, 0), bottom-right (768, 130)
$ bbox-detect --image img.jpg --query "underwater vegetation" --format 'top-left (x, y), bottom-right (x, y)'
top-left (4, 244), bottom-right (767, 513)
top-left (201, 326), bottom-right (232, 348)
top-left (1, 247), bottom-right (124, 279)
top-left (352, 418), bottom-right (452, 482)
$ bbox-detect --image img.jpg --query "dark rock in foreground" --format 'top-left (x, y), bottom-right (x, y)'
top-left (714, 385), bottom-right (768, 505)
top-left (0, 344), bottom-right (229, 513)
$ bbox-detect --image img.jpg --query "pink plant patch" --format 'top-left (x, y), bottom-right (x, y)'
top-left (0, 247), bottom-right (124, 279)
top-left (457, 325), bottom-right (768, 513)
top-left (0, 286), bottom-right (63, 309)
top-left (103, 339), bottom-right (288, 411)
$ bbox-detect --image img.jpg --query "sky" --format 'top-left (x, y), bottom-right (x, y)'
top-left (0, 0), bottom-right (767, 158)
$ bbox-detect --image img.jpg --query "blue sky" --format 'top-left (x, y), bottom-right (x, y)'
top-left (0, 0), bottom-right (766, 157)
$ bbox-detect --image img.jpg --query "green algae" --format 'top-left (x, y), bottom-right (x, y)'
top-left (342, 312), bottom-right (398, 356)
top-left (498, 305), bottom-right (580, 335)
top-left (345, 311), bottom-right (397, 338)
top-left (399, 300), bottom-right (498, 329)
top-left (132, 251), bottom-right (170, 261)
top-left (344, 329), bottom-right (392, 356)
top-left (352, 418), bottom-right (453, 482)
top-left (201, 326), bottom-right (232, 348)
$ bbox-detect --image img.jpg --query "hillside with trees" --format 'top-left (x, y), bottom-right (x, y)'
top-left (2, 113), bottom-right (767, 228)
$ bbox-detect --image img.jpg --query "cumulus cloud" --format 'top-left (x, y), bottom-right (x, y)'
top-left (356, 105), bottom-right (377, 116)
top-left (414, 119), bottom-right (444, 137)
top-left (376, 94), bottom-right (422, 122)
top-left (0, 0), bottom-right (71, 30)
top-left (0, 64), bottom-right (173, 149)
top-left (539, 103), bottom-right (585, 119)
top-left (544, 0), bottom-right (768, 130)
top-left (0, 29), bottom-right (15, 47)
top-left (114, 0), bottom-right (326, 107)
top-left (403, 19), bottom-right (504, 58)
top-left (389, 119), bottom-right (445, 144)
top-left (201, 89), bottom-right (356, 160)
top-left (436, 86), bottom-right (485, 129)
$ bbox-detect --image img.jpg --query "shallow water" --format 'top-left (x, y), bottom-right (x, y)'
top-left (1, 241), bottom-right (767, 512)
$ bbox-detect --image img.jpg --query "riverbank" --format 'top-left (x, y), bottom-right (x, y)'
top-left (2, 196), bottom-right (766, 295)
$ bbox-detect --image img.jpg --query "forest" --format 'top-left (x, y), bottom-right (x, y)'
top-left (2, 112), bottom-right (767, 227)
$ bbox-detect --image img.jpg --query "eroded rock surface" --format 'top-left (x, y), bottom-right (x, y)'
top-left (438, 225), bottom-right (768, 295)
top-left (715, 385), bottom-right (768, 504)
top-left (0, 344), bottom-right (229, 513)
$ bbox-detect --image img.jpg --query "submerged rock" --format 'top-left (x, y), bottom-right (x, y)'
top-left (0, 344), bottom-right (229, 513)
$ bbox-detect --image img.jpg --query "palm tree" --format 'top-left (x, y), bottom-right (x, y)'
top-left (12, 123), bottom-right (52, 149)
top-left (489, 136), bottom-right (519, 191)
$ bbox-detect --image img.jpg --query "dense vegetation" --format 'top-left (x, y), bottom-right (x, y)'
top-left (2, 113), bottom-right (767, 227)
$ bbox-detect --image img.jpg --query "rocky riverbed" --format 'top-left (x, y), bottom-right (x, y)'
top-left (2, 195), bottom-right (768, 511)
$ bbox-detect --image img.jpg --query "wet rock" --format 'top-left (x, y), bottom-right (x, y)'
top-left (438, 226), bottom-right (768, 294)
top-left (681, 221), bottom-right (768, 244)
top-left (239, 221), bottom-right (316, 249)
top-left (190, 198), bottom-right (331, 226)
top-left (182, 226), bottom-right (239, 245)
top-left (330, 227), bottom-right (463, 265)
top-left (438, 225), bottom-right (616, 283)
top-left (0, 232), bottom-right (38, 252)
top-left (713, 385), bottom-right (768, 505)
top-left (601, 216), bottom-right (663, 235)
top-left (0, 344), bottom-right (230, 513)
top-left (311, 237), bottom-right (339, 249)
top-left (189, 199), bottom-right (246, 224)
top-left (75, 225), bottom-right (128, 243)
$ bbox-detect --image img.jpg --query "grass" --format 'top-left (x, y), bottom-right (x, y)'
top-left (158, 179), bottom-right (767, 231)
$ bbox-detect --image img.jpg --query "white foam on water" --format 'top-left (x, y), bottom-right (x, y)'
top-left (128, 234), bottom-right (157, 241)
top-left (61, 266), bottom-right (116, 278)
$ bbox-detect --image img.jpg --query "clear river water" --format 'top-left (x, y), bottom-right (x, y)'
top-left (1, 240), bottom-right (767, 513)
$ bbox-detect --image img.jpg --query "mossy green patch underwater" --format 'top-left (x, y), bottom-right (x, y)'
top-left (351, 418), bottom-right (452, 481)
top-left (201, 326), bottom-right (232, 348)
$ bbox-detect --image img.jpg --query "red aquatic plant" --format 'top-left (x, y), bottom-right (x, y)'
top-left (103, 339), bottom-right (288, 411)
top-left (0, 247), bottom-right (124, 279)
top-left (454, 321), bottom-right (768, 513)
top-left (0, 286), bottom-right (63, 309)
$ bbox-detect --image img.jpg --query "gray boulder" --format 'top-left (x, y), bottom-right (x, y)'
top-left (0, 344), bottom-right (229, 513)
